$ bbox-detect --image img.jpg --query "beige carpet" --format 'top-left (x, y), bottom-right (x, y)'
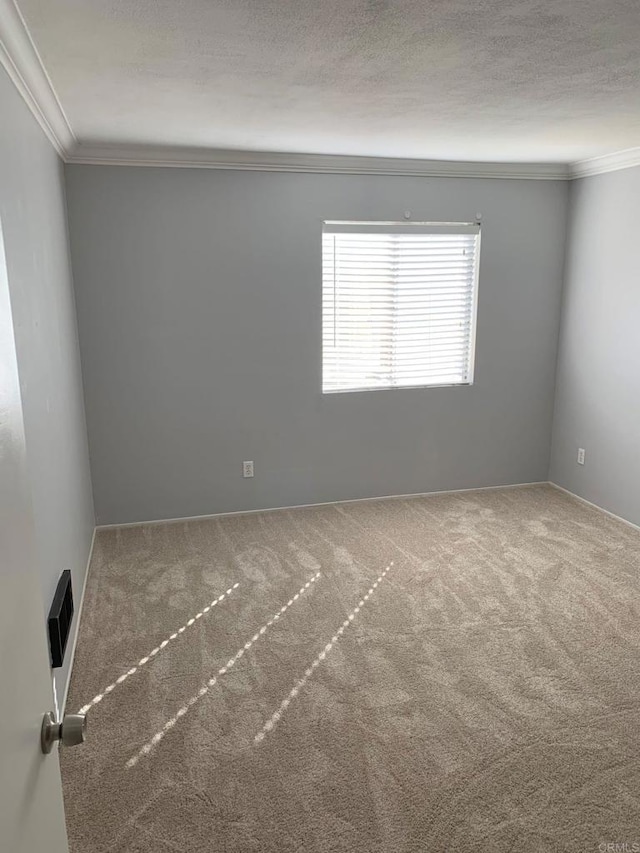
top-left (61, 485), bottom-right (640, 852)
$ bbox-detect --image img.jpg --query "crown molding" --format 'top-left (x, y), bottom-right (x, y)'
top-left (65, 142), bottom-right (571, 180)
top-left (0, 0), bottom-right (75, 157)
top-left (570, 146), bottom-right (640, 179)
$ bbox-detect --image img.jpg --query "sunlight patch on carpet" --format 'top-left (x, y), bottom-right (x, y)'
top-left (254, 562), bottom-right (393, 744)
top-left (126, 571), bottom-right (322, 767)
top-left (78, 582), bottom-right (240, 714)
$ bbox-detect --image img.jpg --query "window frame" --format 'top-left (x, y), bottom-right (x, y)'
top-left (321, 220), bottom-right (481, 395)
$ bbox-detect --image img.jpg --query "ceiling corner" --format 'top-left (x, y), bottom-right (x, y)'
top-left (0, 0), bottom-right (75, 157)
top-left (569, 147), bottom-right (640, 179)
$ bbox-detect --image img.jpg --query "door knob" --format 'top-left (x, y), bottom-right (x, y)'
top-left (41, 711), bottom-right (87, 754)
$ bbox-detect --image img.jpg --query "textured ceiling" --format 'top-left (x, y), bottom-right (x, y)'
top-left (16, 0), bottom-right (640, 162)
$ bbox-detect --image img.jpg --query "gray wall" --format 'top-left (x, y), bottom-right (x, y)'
top-left (550, 167), bottom-right (640, 527)
top-left (1, 68), bottom-right (95, 703)
top-left (65, 165), bottom-right (568, 525)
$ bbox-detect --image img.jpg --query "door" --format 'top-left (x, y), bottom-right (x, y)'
top-left (0, 221), bottom-right (69, 851)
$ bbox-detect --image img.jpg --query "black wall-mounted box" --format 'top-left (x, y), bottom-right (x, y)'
top-left (48, 570), bottom-right (74, 669)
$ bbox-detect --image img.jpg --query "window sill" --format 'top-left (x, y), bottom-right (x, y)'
top-left (322, 381), bottom-right (474, 395)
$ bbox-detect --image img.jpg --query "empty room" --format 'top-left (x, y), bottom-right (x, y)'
top-left (1, 1), bottom-right (640, 851)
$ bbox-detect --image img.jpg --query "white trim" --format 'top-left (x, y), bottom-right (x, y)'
top-left (570, 146), bottom-right (640, 179)
top-left (65, 143), bottom-right (571, 180)
top-left (61, 526), bottom-right (96, 713)
top-left (49, 140), bottom-right (640, 181)
top-left (61, 143), bottom-right (640, 180)
top-left (96, 481), bottom-right (548, 531)
top-left (0, 0), bottom-right (75, 156)
top-left (59, 142), bottom-right (640, 182)
top-left (548, 482), bottom-right (640, 533)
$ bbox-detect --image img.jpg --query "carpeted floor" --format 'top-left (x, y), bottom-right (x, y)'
top-left (61, 484), bottom-right (640, 852)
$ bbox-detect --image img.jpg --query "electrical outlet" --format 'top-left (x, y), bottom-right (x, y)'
top-left (577, 448), bottom-right (586, 466)
top-left (243, 460), bottom-right (254, 478)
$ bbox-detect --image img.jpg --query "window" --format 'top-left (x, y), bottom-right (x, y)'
top-left (322, 221), bottom-right (481, 393)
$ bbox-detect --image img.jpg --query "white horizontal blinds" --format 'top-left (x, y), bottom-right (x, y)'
top-left (322, 223), bottom-right (480, 392)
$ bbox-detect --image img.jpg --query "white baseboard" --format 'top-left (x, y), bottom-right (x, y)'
top-left (548, 482), bottom-right (640, 533)
top-left (61, 526), bottom-right (96, 713)
top-left (96, 481), bottom-right (549, 531)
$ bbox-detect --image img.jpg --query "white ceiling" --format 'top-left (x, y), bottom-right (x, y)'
top-left (14, 0), bottom-right (640, 164)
